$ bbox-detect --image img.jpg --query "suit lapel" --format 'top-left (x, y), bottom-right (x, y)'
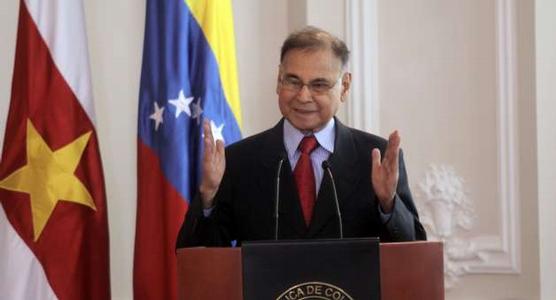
top-left (307, 119), bottom-right (360, 237)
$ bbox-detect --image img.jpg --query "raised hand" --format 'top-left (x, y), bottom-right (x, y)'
top-left (371, 130), bottom-right (401, 213)
top-left (199, 119), bottom-right (226, 208)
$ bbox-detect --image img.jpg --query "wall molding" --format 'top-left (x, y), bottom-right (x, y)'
top-left (345, 0), bottom-right (520, 276)
top-left (344, 0), bottom-right (379, 133)
top-left (467, 0), bottom-right (520, 274)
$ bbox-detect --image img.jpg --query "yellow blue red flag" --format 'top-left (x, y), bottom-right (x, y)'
top-left (134, 0), bottom-right (242, 298)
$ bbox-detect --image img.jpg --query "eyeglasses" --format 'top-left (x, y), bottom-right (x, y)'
top-left (279, 74), bottom-right (343, 95)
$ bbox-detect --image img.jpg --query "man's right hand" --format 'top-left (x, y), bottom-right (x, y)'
top-left (199, 119), bottom-right (226, 209)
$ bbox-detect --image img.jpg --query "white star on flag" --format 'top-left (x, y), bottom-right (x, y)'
top-left (191, 98), bottom-right (203, 125)
top-left (168, 90), bottom-right (193, 118)
top-left (210, 120), bottom-right (225, 143)
top-left (149, 102), bottom-right (165, 131)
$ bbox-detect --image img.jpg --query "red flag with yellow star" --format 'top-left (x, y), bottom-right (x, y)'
top-left (0, 1), bottom-right (110, 299)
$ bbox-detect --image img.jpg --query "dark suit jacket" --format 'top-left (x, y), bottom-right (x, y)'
top-left (177, 118), bottom-right (426, 247)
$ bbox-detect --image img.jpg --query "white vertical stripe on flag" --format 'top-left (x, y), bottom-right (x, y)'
top-left (0, 206), bottom-right (58, 300)
top-left (23, 0), bottom-right (96, 124)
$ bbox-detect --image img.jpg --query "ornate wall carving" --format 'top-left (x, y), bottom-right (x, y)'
top-left (346, 0), bottom-right (521, 287)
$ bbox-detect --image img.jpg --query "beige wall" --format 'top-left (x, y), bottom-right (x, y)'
top-left (0, 1), bottom-right (554, 299)
top-left (379, 0), bottom-right (500, 236)
top-left (0, 0), bottom-right (17, 147)
top-left (84, 1), bottom-right (142, 298)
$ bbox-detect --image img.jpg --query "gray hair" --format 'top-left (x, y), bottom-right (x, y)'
top-left (280, 26), bottom-right (350, 68)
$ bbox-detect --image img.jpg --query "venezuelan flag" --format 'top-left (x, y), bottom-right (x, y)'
top-left (134, 0), bottom-right (242, 298)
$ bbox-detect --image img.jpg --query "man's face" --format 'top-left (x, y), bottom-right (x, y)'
top-left (276, 48), bottom-right (351, 132)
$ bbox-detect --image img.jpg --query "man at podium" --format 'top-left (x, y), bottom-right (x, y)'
top-left (177, 26), bottom-right (426, 248)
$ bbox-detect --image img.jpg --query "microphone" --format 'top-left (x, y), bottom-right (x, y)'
top-left (322, 160), bottom-right (343, 239)
top-left (274, 157), bottom-right (285, 240)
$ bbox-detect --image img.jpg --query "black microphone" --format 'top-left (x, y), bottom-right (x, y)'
top-left (322, 160), bottom-right (343, 239)
top-left (274, 157), bottom-right (285, 240)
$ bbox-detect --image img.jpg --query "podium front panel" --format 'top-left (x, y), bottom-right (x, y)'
top-left (242, 238), bottom-right (380, 300)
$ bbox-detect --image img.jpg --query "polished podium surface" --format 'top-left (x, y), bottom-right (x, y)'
top-left (177, 241), bottom-right (444, 300)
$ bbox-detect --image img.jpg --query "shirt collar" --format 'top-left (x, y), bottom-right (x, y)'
top-left (283, 118), bottom-right (335, 155)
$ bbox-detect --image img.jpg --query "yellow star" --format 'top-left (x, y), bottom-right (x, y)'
top-left (0, 119), bottom-right (96, 241)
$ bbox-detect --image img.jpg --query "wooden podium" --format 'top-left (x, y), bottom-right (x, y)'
top-left (177, 241), bottom-right (444, 300)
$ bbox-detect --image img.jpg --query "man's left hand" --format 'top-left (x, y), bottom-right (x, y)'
top-left (371, 130), bottom-right (401, 213)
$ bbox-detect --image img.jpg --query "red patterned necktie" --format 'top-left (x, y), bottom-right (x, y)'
top-left (293, 136), bottom-right (319, 226)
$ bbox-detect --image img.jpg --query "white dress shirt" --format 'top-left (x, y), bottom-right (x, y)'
top-left (283, 118), bottom-right (335, 195)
